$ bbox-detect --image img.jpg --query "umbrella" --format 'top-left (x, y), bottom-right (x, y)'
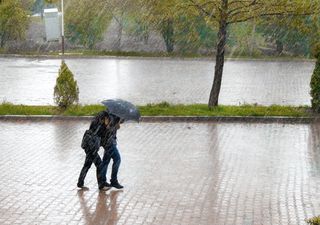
top-left (101, 99), bottom-right (141, 122)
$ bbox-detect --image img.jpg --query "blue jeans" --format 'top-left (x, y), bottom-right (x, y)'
top-left (101, 144), bottom-right (121, 184)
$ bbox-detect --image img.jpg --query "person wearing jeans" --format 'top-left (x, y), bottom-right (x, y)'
top-left (101, 143), bottom-right (123, 189)
top-left (100, 115), bottom-right (124, 189)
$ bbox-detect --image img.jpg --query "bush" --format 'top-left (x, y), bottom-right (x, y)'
top-left (54, 61), bottom-right (79, 109)
top-left (310, 49), bottom-right (320, 112)
top-left (306, 216), bottom-right (320, 225)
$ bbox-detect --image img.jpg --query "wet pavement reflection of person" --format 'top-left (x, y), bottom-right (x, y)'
top-left (77, 190), bottom-right (122, 225)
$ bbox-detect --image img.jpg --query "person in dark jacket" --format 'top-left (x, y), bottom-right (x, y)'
top-left (77, 111), bottom-right (111, 190)
top-left (100, 114), bottom-right (124, 189)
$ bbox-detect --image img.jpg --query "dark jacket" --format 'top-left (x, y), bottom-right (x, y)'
top-left (89, 111), bottom-right (120, 148)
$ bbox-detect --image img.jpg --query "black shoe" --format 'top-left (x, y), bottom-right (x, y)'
top-left (77, 182), bottom-right (84, 188)
top-left (111, 181), bottom-right (124, 189)
top-left (99, 182), bottom-right (112, 191)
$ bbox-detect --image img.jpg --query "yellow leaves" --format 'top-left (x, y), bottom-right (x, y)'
top-left (0, 0), bottom-right (29, 46)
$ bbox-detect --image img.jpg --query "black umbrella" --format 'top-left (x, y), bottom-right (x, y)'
top-left (101, 99), bottom-right (141, 122)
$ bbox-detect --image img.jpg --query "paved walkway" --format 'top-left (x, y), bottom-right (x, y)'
top-left (1, 120), bottom-right (320, 225)
top-left (0, 57), bottom-right (314, 106)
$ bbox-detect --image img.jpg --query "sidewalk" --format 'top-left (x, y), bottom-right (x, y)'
top-left (0, 119), bottom-right (319, 225)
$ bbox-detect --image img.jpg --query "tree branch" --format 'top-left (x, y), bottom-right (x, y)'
top-left (227, 11), bottom-right (315, 24)
top-left (228, 0), bottom-right (263, 16)
top-left (187, 0), bottom-right (218, 20)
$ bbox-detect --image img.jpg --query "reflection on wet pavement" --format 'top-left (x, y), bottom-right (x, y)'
top-left (78, 190), bottom-right (122, 225)
top-left (0, 57), bottom-right (313, 106)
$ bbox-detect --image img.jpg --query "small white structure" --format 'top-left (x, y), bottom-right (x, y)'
top-left (43, 8), bottom-right (60, 41)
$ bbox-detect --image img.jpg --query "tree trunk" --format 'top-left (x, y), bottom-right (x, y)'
top-left (113, 16), bottom-right (123, 51)
top-left (208, 2), bottom-right (228, 107)
top-left (276, 40), bottom-right (283, 55)
top-left (0, 34), bottom-right (5, 48)
top-left (249, 21), bottom-right (256, 56)
top-left (161, 19), bottom-right (174, 53)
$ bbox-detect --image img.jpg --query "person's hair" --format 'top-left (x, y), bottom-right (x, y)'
top-left (109, 114), bottom-right (120, 125)
top-left (94, 110), bottom-right (109, 124)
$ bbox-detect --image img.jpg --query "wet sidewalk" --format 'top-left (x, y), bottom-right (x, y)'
top-left (0, 120), bottom-right (320, 225)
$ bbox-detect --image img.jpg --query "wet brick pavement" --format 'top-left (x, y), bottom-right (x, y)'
top-left (0, 120), bottom-right (320, 225)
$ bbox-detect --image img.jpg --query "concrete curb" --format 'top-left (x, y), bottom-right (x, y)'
top-left (0, 54), bottom-right (315, 62)
top-left (0, 115), bottom-right (319, 124)
top-left (141, 116), bottom-right (318, 123)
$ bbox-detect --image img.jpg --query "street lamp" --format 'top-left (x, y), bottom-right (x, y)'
top-left (61, 0), bottom-right (64, 55)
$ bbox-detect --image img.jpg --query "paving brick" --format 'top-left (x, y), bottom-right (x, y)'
top-left (0, 120), bottom-right (320, 224)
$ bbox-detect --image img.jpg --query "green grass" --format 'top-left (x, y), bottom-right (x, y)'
top-left (0, 103), bottom-right (56, 115)
top-left (139, 102), bottom-right (309, 117)
top-left (0, 49), bottom-right (314, 61)
top-left (0, 103), bottom-right (104, 116)
top-left (0, 102), bottom-right (311, 117)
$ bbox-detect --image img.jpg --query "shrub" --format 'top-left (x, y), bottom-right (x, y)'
top-left (306, 215), bottom-right (320, 225)
top-left (310, 49), bottom-right (320, 112)
top-left (54, 61), bottom-right (79, 109)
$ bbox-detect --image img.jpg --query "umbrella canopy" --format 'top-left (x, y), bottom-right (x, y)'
top-left (101, 99), bottom-right (141, 122)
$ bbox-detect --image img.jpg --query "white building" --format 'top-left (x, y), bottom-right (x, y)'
top-left (43, 8), bottom-right (60, 41)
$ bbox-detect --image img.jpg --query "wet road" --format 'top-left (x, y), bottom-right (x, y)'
top-left (0, 57), bottom-right (314, 106)
top-left (0, 120), bottom-right (320, 224)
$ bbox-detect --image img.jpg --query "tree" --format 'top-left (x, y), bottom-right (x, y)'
top-left (0, 0), bottom-right (30, 48)
top-left (227, 21), bottom-right (263, 57)
top-left (256, 16), bottom-right (316, 56)
top-left (140, 0), bottom-right (179, 53)
top-left (123, 17), bottom-right (150, 44)
top-left (33, 0), bottom-right (55, 16)
top-left (174, 15), bottom-right (218, 54)
top-left (310, 45), bottom-right (320, 112)
top-left (32, 0), bottom-right (45, 14)
top-left (178, 0), bottom-right (320, 107)
top-left (54, 61), bottom-right (79, 109)
top-left (104, 0), bottom-right (137, 51)
top-left (64, 0), bottom-right (112, 49)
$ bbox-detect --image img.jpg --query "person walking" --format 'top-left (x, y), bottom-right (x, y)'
top-left (100, 114), bottom-right (124, 189)
top-left (77, 111), bottom-right (111, 190)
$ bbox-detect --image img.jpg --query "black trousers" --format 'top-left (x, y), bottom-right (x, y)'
top-left (78, 148), bottom-right (103, 188)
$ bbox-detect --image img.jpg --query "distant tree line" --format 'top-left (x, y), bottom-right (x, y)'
top-left (2, 0), bottom-right (319, 58)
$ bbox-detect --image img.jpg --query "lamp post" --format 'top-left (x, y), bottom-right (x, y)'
top-left (61, 0), bottom-right (65, 55)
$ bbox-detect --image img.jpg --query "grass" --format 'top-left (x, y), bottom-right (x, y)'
top-left (0, 102), bottom-right (312, 117)
top-left (139, 102), bottom-right (309, 117)
top-left (1, 50), bottom-right (204, 58)
top-left (0, 103), bottom-right (105, 116)
top-left (0, 49), bottom-right (314, 61)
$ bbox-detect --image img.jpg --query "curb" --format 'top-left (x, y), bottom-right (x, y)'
top-left (0, 115), bottom-right (319, 124)
top-left (0, 54), bottom-right (314, 63)
top-left (141, 116), bottom-right (318, 123)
